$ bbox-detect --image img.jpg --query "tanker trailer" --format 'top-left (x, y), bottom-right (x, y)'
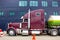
top-left (48, 15), bottom-right (60, 36)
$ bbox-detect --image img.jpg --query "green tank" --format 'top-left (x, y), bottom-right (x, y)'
top-left (48, 15), bottom-right (60, 28)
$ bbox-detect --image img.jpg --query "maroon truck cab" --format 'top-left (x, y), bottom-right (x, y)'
top-left (7, 9), bottom-right (45, 36)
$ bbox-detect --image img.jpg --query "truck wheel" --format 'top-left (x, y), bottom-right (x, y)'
top-left (58, 29), bottom-right (60, 35)
top-left (8, 29), bottom-right (16, 36)
top-left (50, 29), bottom-right (58, 36)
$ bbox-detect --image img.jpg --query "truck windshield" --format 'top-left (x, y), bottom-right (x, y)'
top-left (20, 19), bottom-right (28, 22)
top-left (20, 19), bottom-right (23, 22)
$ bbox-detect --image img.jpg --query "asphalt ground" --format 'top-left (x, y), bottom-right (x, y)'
top-left (0, 34), bottom-right (60, 40)
top-left (0, 31), bottom-right (60, 40)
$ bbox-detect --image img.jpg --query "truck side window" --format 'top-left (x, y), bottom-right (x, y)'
top-left (36, 12), bottom-right (40, 16)
top-left (24, 19), bottom-right (28, 22)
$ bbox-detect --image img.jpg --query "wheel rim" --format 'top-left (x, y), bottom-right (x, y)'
top-left (9, 30), bottom-right (14, 35)
top-left (52, 31), bottom-right (57, 35)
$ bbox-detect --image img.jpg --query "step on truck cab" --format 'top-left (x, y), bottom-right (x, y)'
top-left (7, 9), bottom-right (45, 36)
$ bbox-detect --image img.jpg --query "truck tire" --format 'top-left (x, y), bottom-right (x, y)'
top-left (58, 29), bottom-right (60, 35)
top-left (50, 29), bottom-right (58, 36)
top-left (8, 29), bottom-right (16, 36)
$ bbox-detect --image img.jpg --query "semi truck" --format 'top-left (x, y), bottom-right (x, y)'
top-left (7, 9), bottom-right (60, 36)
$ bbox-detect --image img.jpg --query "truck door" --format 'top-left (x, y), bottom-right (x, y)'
top-left (21, 19), bottom-right (28, 29)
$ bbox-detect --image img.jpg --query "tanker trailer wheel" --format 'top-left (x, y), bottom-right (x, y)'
top-left (50, 29), bottom-right (58, 36)
top-left (7, 29), bottom-right (16, 36)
